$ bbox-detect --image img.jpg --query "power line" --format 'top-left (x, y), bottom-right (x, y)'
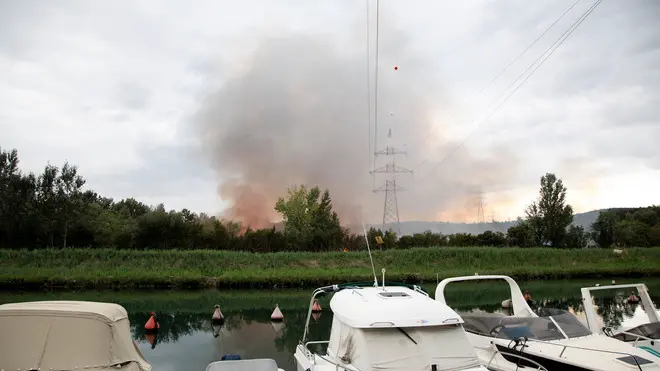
top-left (366, 0), bottom-right (373, 187)
top-left (475, 0), bottom-right (582, 98)
top-left (419, 0), bottom-right (603, 180)
top-left (373, 0), bottom-right (381, 184)
top-left (415, 0), bottom-right (584, 166)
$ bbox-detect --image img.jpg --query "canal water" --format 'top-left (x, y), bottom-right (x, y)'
top-left (1, 277), bottom-right (660, 371)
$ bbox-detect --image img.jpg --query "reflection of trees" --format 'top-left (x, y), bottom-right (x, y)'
top-left (129, 307), bottom-right (333, 353)
top-left (127, 290), bottom-right (658, 352)
top-left (592, 295), bottom-right (640, 329)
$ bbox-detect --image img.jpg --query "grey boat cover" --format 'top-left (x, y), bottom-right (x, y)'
top-left (206, 359), bottom-right (280, 371)
top-left (0, 300), bottom-right (152, 371)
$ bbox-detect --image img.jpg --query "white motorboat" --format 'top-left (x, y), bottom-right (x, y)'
top-left (436, 275), bottom-right (660, 371)
top-left (0, 300), bottom-right (152, 371)
top-left (581, 283), bottom-right (660, 358)
top-left (294, 280), bottom-right (488, 371)
top-left (206, 358), bottom-right (286, 371)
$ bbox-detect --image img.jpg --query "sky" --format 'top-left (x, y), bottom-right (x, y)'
top-left (1, 0), bottom-right (659, 226)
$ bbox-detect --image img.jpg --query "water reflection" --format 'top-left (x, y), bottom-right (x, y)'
top-left (126, 293), bottom-right (658, 371)
top-left (130, 308), bottom-right (333, 371)
top-left (1, 279), bottom-right (659, 371)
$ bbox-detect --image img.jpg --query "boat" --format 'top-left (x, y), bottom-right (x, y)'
top-left (0, 300), bottom-right (152, 371)
top-left (581, 283), bottom-right (660, 358)
top-left (206, 357), bottom-right (286, 371)
top-left (435, 275), bottom-right (660, 371)
top-left (293, 279), bottom-right (489, 371)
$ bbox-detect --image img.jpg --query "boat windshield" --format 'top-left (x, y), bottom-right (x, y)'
top-left (461, 309), bottom-right (592, 341)
top-left (613, 322), bottom-right (660, 342)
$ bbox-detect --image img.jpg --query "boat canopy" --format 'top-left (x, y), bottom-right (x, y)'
top-left (461, 309), bottom-right (592, 341)
top-left (323, 286), bottom-right (482, 370)
top-left (0, 300), bottom-right (152, 371)
top-left (327, 315), bottom-right (481, 371)
top-left (329, 286), bottom-right (463, 328)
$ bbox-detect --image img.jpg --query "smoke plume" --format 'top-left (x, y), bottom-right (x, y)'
top-left (194, 27), bottom-right (521, 229)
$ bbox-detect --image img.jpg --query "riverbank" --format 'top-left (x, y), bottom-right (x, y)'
top-left (1, 247), bottom-right (659, 290)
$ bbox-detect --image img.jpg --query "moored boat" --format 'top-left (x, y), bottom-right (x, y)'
top-left (436, 275), bottom-right (660, 371)
top-left (0, 300), bottom-right (152, 371)
top-left (581, 283), bottom-right (660, 358)
top-left (294, 281), bottom-right (488, 371)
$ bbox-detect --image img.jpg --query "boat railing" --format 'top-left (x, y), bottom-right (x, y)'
top-left (507, 337), bottom-right (646, 371)
top-left (475, 345), bottom-right (548, 371)
top-left (603, 327), bottom-right (654, 346)
top-left (300, 341), bottom-right (360, 371)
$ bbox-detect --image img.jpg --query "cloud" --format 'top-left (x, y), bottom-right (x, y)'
top-left (1, 0), bottom-right (659, 224)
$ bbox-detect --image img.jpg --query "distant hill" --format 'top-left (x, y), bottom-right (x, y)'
top-left (362, 209), bottom-right (604, 236)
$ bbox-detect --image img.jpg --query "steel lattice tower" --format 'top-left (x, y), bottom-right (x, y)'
top-left (475, 194), bottom-right (486, 224)
top-left (370, 129), bottom-right (413, 234)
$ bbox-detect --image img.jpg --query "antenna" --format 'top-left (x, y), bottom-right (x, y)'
top-left (362, 221), bottom-right (379, 287)
top-left (381, 268), bottom-right (386, 290)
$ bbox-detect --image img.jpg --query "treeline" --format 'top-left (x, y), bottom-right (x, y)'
top-left (0, 146), bottom-right (657, 251)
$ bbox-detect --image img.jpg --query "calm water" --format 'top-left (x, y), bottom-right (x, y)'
top-left (2, 277), bottom-right (660, 371)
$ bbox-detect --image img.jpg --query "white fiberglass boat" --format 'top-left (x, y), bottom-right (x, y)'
top-left (294, 280), bottom-right (488, 371)
top-left (581, 283), bottom-right (660, 358)
top-left (0, 300), bottom-right (152, 371)
top-left (436, 275), bottom-right (660, 371)
top-left (206, 358), bottom-right (286, 371)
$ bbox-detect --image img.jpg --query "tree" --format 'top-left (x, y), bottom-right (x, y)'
top-left (274, 185), bottom-right (343, 251)
top-left (57, 162), bottom-right (86, 248)
top-left (36, 164), bottom-right (60, 247)
top-left (506, 219), bottom-right (536, 247)
top-left (590, 210), bottom-right (617, 248)
top-left (564, 225), bottom-right (589, 249)
top-left (525, 173), bottom-right (574, 247)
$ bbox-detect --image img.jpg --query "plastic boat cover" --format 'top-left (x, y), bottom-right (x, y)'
top-left (0, 300), bottom-right (152, 371)
top-left (206, 359), bottom-right (280, 371)
top-left (327, 316), bottom-right (481, 371)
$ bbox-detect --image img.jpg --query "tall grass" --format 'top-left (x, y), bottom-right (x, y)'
top-left (1, 247), bottom-right (659, 289)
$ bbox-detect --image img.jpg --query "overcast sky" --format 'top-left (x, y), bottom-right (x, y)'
top-left (1, 0), bottom-right (659, 224)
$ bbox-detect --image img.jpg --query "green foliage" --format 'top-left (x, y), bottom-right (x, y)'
top-left (505, 219), bottom-right (536, 247)
top-left (2, 146), bottom-right (659, 253)
top-left (589, 206), bottom-right (660, 248)
top-left (275, 185), bottom-right (343, 251)
top-left (525, 173), bottom-right (575, 247)
top-left (1, 247), bottom-right (659, 289)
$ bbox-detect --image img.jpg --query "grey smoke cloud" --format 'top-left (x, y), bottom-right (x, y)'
top-left (193, 28), bottom-right (520, 229)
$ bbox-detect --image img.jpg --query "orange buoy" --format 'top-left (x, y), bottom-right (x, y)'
top-left (524, 290), bottom-right (532, 302)
top-left (212, 304), bottom-right (224, 324)
top-left (627, 292), bottom-right (640, 303)
top-left (145, 332), bottom-right (158, 349)
top-left (144, 312), bottom-right (160, 332)
top-left (271, 304), bottom-right (283, 321)
top-left (312, 299), bottom-right (322, 313)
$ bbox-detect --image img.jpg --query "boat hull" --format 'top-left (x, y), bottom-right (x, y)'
top-left (495, 344), bottom-right (594, 371)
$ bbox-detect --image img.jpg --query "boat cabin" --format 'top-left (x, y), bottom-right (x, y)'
top-left (299, 284), bottom-right (484, 371)
top-left (0, 300), bottom-right (152, 371)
